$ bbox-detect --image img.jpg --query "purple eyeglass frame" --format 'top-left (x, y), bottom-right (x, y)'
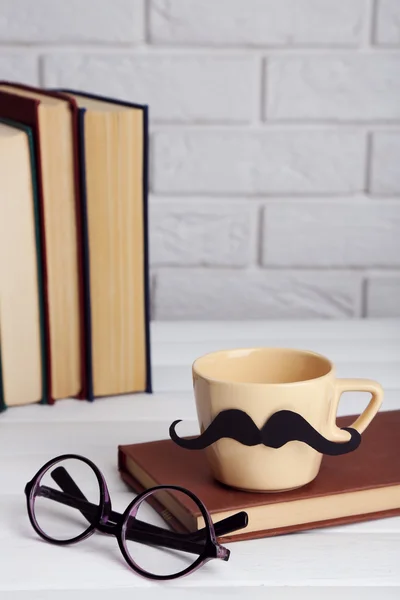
top-left (24, 453), bottom-right (248, 581)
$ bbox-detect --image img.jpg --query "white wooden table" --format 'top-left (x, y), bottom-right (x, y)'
top-left (1, 319), bottom-right (400, 600)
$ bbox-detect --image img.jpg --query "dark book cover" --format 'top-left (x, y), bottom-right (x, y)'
top-left (119, 410), bottom-right (400, 542)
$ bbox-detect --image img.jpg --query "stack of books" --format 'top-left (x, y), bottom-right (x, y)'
top-left (0, 83), bottom-right (151, 411)
top-left (119, 410), bottom-right (400, 541)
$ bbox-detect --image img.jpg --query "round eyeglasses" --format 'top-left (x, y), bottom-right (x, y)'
top-left (25, 454), bottom-right (248, 581)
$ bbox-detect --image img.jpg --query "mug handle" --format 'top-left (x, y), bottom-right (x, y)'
top-left (328, 378), bottom-right (384, 443)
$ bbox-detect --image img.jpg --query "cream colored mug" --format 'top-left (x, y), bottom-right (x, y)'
top-left (191, 348), bottom-right (384, 492)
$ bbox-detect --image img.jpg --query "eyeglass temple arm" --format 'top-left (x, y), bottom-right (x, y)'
top-left (39, 483), bottom-right (205, 555)
top-left (49, 467), bottom-right (169, 533)
top-left (51, 467), bottom-right (247, 537)
top-left (198, 512), bottom-right (248, 538)
top-left (45, 469), bottom-right (205, 555)
top-left (50, 467), bottom-right (247, 543)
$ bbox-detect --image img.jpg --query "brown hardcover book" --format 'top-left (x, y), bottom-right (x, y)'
top-left (0, 83), bottom-right (87, 402)
top-left (118, 410), bottom-right (400, 542)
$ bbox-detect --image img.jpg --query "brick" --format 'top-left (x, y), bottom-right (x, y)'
top-left (0, 54), bottom-right (38, 85)
top-left (262, 200), bottom-right (400, 267)
top-left (366, 275), bottom-right (400, 317)
top-left (375, 0), bottom-right (400, 46)
top-left (150, 0), bottom-right (364, 46)
top-left (0, 0), bottom-right (144, 43)
top-left (150, 201), bottom-right (255, 266)
top-left (265, 55), bottom-right (400, 121)
top-left (43, 54), bottom-right (256, 123)
top-left (370, 133), bottom-right (400, 194)
top-left (154, 269), bottom-right (362, 319)
top-left (153, 131), bottom-right (365, 194)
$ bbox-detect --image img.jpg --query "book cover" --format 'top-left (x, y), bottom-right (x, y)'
top-left (0, 118), bottom-right (47, 408)
top-left (118, 410), bottom-right (400, 542)
top-left (56, 89), bottom-right (152, 399)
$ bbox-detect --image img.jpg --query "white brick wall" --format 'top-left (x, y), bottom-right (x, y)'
top-left (262, 200), bottom-right (400, 267)
top-left (265, 55), bottom-right (400, 121)
top-left (370, 133), bottom-right (400, 193)
top-left (375, 0), bottom-right (400, 46)
top-left (0, 54), bottom-right (39, 85)
top-left (150, 201), bottom-right (256, 267)
top-left (1, 0), bottom-right (399, 320)
top-left (366, 273), bottom-right (400, 316)
top-left (149, 0), bottom-right (365, 47)
top-left (154, 269), bottom-right (362, 320)
top-left (153, 130), bottom-right (365, 194)
top-left (0, 0), bottom-right (145, 43)
top-left (44, 54), bottom-right (257, 123)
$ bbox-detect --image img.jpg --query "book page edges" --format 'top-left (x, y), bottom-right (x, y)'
top-left (37, 102), bottom-right (80, 398)
top-left (82, 108), bottom-right (146, 395)
top-left (196, 484), bottom-right (400, 535)
top-left (124, 455), bottom-right (400, 537)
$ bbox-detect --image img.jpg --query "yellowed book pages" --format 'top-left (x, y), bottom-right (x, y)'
top-left (125, 455), bottom-right (400, 538)
top-left (65, 93), bottom-right (146, 396)
top-left (0, 85), bottom-right (81, 399)
top-left (0, 124), bottom-right (41, 406)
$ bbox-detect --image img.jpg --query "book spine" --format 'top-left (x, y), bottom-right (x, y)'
top-left (31, 105), bottom-right (53, 405)
top-left (27, 127), bottom-right (48, 406)
top-left (118, 447), bottom-right (126, 473)
top-left (29, 103), bottom-right (53, 404)
top-left (142, 107), bottom-right (152, 394)
top-left (0, 342), bottom-right (5, 412)
top-left (77, 108), bottom-right (94, 402)
top-left (68, 102), bottom-right (88, 401)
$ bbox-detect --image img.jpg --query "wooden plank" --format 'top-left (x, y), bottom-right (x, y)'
top-left (1, 390), bottom-right (399, 424)
top-left (0, 530), bottom-right (399, 589)
top-left (0, 392), bottom-right (196, 423)
top-left (0, 451), bottom-right (125, 494)
top-left (3, 589), bottom-right (400, 600)
top-left (3, 486), bottom-right (399, 538)
top-left (152, 319), bottom-right (400, 343)
top-left (0, 421), bottom-right (177, 458)
top-left (152, 338), bottom-right (400, 366)
top-left (1, 318), bottom-right (399, 596)
top-left (153, 362), bottom-right (400, 392)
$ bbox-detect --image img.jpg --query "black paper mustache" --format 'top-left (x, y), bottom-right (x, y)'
top-left (169, 409), bottom-right (361, 456)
